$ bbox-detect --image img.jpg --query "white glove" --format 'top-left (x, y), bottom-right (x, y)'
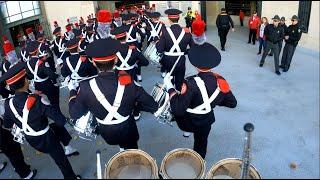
top-left (154, 108), bottom-right (162, 118)
top-left (56, 58), bottom-right (63, 68)
top-left (68, 80), bottom-right (79, 91)
top-left (163, 75), bottom-right (174, 91)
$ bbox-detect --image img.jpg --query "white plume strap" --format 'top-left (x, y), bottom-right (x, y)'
top-left (192, 33), bottom-right (207, 45)
top-left (97, 22), bottom-right (112, 39)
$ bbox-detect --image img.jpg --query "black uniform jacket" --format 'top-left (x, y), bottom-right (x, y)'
top-left (3, 92), bottom-right (66, 152)
top-left (69, 72), bottom-right (158, 145)
top-left (170, 72), bottom-right (237, 129)
top-left (61, 53), bottom-right (97, 79)
top-left (285, 24), bottom-right (303, 47)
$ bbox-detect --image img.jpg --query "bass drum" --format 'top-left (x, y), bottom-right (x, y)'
top-left (105, 149), bottom-right (158, 179)
top-left (160, 148), bottom-right (206, 179)
top-left (206, 158), bottom-right (261, 179)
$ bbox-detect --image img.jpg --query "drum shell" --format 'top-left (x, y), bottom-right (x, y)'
top-left (105, 149), bottom-right (159, 179)
top-left (160, 148), bottom-right (206, 179)
top-left (206, 158), bottom-right (261, 179)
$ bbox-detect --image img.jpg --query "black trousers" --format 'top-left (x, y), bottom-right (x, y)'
top-left (240, 19), bottom-right (244, 26)
top-left (281, 43), bottom-right (296, 71)
top-left (193, 125), bottom-right (211, 159)
top-left (27, 129), bottom-right (77, 179)
top-left (248, 29), bottom-right (257, 44)
top-left (260, 41), bottom-right (280, 72)
top-left (0, 128), bottom-right (31, 178)
top-left (172, 67), bottom-right (186, 92)
top-left (176, 119), bottom-right (212, 159)
top-left (218, 29), bottom-right (229, 49)
top-left (49, 123), bottom-right (72, 146)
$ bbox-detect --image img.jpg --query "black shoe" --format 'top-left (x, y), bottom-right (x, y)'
top-left (221, 48), bottom-right (225, 51)
top-left (30, 169), bottom-right (37, 179)
top-left (259, 63), bottom-right (263, 67)
top-left (257, 52), bottom-right (261, 55)
top-left (253, 43), bottom-right (255, 45)
top-left (268, 53), bottom-right (273, 56)
top-left (275, 71), bottom-right (281, 75)
top-left (76, 175), bottom-right (82, 179)
top-left (247, 42), bottom-right (251, 44)
top-left (283, 69), bottom-right (288, 72)
top-left (279, 65), bottom-right (285, 69)
top-left (0, 162), bottom-right (7, 174)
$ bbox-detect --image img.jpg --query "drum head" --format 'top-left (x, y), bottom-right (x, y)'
top-left (206, 158), bottom-right (261, 179)
top-left (160, 148), bottom-right (205, 179)
top-left (105, 149), bottom-right (158, 179)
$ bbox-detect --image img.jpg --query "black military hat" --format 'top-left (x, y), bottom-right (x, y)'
top-left (111, 26), bottom-right (127, 39)
top-left (281, 16), bottom-right (286, 21)
top-left (85, 38), bottom-right (121, 62)
top-left (221, 8), bottom-right (226, 12)
top-left (73, 29), bottom-right (82, 38)
top-left (164, 8), bottom-right (182, 19)
top-left (36, 32), bottom-right (44, 40)
top-left (291, 15), bottom-right (299, 21)
top-left (65, 38), bottom-right (80, 49)
top-left (26, 40), bottom-right (40, 55)
top-left (188, 42), bottom-right (221, 69)
top-left (52, 27), bottom-right (61, 35)
top-left (86, 25), bottom-right (94, 32)
top-left (149, 12), bottom-right (161, 18)
top-left (122, 13), bottom-right (132, 21)
top-left (272, 15), bottom-right (280, 21)
top-left (0, 62), bottom-right (26, 85)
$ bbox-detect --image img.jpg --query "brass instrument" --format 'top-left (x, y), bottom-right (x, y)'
top-left (206, 123), bottom-right (261, 179)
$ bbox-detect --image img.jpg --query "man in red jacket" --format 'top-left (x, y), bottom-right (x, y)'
top-left (248, 11), bottom-right (260, 45)
top-left (239, 10), bottom-right (245, 26)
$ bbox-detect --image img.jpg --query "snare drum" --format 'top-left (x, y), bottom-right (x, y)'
top-left (206, 158), bottom-right (261, 179)
top-left (74, 112), bottom-right (96, 141)
top-left (160, 148), bottom-right (206, 179)
top-left (105, 149), bottom-right (158, 179)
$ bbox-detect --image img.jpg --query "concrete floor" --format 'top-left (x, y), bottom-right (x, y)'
top-left (0, 25), bottom-right (319, 179)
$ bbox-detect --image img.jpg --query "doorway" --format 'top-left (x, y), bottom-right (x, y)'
top-left (9, 19), bottom-right (40, 47)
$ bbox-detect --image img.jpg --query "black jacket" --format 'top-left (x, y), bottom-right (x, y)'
top-left (216, 13), bottom-right (234, 30)
top-left (285, 24), bottom-right (303, 47)
top-left (264, 24), bottom-right (283, 44)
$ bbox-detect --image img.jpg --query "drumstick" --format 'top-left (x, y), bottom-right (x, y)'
top-left (59, 75), bottom-right (98, 89)
top-left (96, 150), bottom-right (102, 179)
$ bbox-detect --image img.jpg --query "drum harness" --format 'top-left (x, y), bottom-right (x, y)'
top-left (86, 34), bottom-right (95, 43)
top-left (27, 59), bottom-right (49, 83)
top-left (9, 97), bottom-right (49, 143)
top-left (54, 37), bottom-right (64, 53)
top-left (89, 79), bottom-right (129, 125)
top-left (115, 48), bottom-right (134, 71)
top-left (147, 20), bottom-right (162, 42)
top-left (126, 25), bottom-right (137, 43)
top-left (186, 77), bottom-right (221, 114)
top-left (66, 56), bottom-right (85, 80)
top-left (20, 49), bottom-right (29, 62)
top-left (78, 40), bottom-right (85, 53)
top-left (38, 42), bottom-right (49, 58)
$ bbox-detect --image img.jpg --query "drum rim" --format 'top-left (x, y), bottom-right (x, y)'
top-left (206, 158), bottom-right (262, 179)
top-left (104, 149), bottom-right (159, 179)
top-left (160, 148), bottom-right (206, 179)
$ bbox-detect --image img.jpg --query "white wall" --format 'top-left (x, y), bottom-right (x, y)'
top-left (261, 1), bottom-right (319, 51)
top-left (43, 1), bottom-right (95, 33)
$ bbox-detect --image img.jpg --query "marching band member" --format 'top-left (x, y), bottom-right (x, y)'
top-left (36, 32), bottom-right (56, 73)
top-left (84, 26), bottom-right (95, 44)
top-left (162, 43), bottom-right (237, 159)
top-left (64, 23), bottom-right (74, 41)
top-left (146, 12), bottom-right (167, 78)
top-left (61, 37), bottom-right (97, 81)
top-left (94, 10), bottom-right (113, 41)
top-left (52, 26), bottom-right (70, 63)
top-left (73, 29), bottom-right (88, 57)
top-left (2, 36), bottom-right (19, 66)
top-left (111, 26), bottom-right (150, 120)
top-left (26, 28), bottom-right (35, 43)
top-left (155, 8), bottom-right (194, 91)
top-left (68, 38), bottom-right (158, 151)
top-left (112, 10), bottom-right (123, 29)
top-left (17, 34), bottom-right (30, 62)
top-left (1, 62), bottom-right (81, 179)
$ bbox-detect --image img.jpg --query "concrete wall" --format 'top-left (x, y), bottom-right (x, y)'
top-left (261, 1), bottom-right (319, 51)
top-left (205, 1), bottom-right (224, 26)
top-left (42, 1), bottom-right (95, 33)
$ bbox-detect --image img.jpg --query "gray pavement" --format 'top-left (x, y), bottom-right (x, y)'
top-left (0, 25), bottom-right (319, 179)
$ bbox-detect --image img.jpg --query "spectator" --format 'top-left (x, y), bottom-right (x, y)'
top-left (257, 17), bottom-right (268, 55)
top-left (239, 10), bottom-right (245, 26)
top-left (248, 11), bottom-right (260, 45)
